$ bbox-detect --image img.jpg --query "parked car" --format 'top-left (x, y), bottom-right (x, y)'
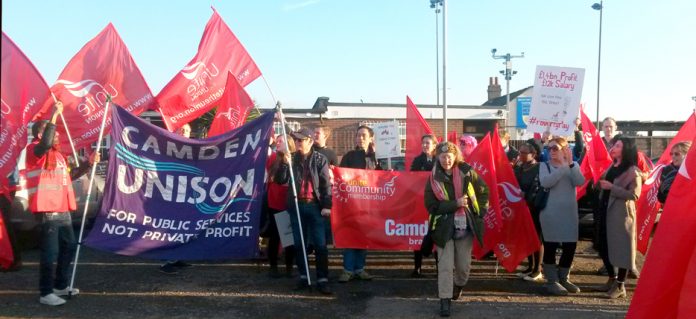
top-left (377, 156), bottom-right (406, 171)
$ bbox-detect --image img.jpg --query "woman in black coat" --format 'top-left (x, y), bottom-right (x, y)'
top-left (410, 134), bottom-right (437, 277)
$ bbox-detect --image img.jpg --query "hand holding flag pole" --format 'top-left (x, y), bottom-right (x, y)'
top-left (50, 92), bottom-right (80, 168)
top-left (276, 101), bottom-right (312, 287)
top-left (68, 94), bottom-right (111, 298)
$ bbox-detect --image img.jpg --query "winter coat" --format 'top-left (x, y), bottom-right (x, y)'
top-left (599, 166), bottom-right (641, 269)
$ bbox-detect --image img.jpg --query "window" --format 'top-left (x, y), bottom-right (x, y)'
top-left (273, 120), bottom-right (301, 136)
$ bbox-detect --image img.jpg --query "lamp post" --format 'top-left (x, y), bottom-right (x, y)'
top-left (491, 49), bottom-right (524, 129)
top-left (430, 0), bottom-right (441, 108)
top-left (429, 0), bottom-right (447, 135)
top-left (593, 1), bottom-right (603, 130)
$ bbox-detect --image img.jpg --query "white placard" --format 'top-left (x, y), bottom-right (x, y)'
top-left (274, 211), bottom-right (294, 248)
top-left (372, 120), bottom-right (401, 159)
top-left (528, 65), bottom-right (585, 136)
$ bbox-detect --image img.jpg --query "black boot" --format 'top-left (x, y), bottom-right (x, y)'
top-left (439, 298), bottom-right (450, 317)
top-left (452, 285), bottom-right (463, 300)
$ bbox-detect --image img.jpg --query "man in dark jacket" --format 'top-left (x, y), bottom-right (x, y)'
top-left (274, 127), bottom-right (332, 294)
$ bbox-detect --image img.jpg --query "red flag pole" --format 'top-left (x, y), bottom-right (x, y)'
top-left (50, 92), bottom-right (80, 167)
top-left (68, 96), bottom-right (111, 297)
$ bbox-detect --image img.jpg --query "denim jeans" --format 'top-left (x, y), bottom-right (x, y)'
top-left (289, 202), bottom-right (328, 281)
top-left (343, 249), bottom-right (367, 274)
top-left (39, 213), bottom-right (77, 296)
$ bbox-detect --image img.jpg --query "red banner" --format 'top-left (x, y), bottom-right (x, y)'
top-left (405, 96), bottom-right (434, 170)
top-left (636, 111), bottom-right (696, 254)
top-left (468, 130), bottom-right (540, 272)
top-left (207, 72), bottom-right (255, 137)
top-left (627, 135), bottom-right (696, 319)
top-left (576, 107), bottom-right (613, 199)
top-left (1, 32), bottom-right (51, 182)
top-left (49, 23), bottom-right (155, 150)
top-left (331, 168), bottom-right (430, 250)
top-left (157, 8), bottom-right (261, 131)
top-left (0, 211), bottom-right (13, 269)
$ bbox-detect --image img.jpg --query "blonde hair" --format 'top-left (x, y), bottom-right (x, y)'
top-left (672, 141), bottom-right (692, 154)
top-left (548, 137), bottom-right (569, 149)
top-left (435, 142), bottom-right (464, 166)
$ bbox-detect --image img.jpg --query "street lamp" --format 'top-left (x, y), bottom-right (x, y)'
top-left (491, 49), bottom-right (524, 128)
top-left (429, 0), bottom-right (447, 135)
top-left (593, 1), bottom-right (603, 130)
top-left (430, 0), bottom-right (441, 108)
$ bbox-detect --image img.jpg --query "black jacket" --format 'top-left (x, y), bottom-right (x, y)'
top-left (312, 145), bottom-right (338, 166)
top-left (339, 148), bottom-right (381, 170)
top-left (274, 150), bottom-right (332, 209)
top-left (505, 145), bottom-right (520, 163)
top-left (410, 153), bottom-right (435, 172)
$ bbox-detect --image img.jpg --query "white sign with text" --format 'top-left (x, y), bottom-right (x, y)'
top-left (528, 65), bottom-right (585, 136)
top-left (373, 120), bottom-right (401, 159)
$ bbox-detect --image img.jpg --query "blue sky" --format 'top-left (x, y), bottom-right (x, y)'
top-left (3, 0), bottom-right (695, 121)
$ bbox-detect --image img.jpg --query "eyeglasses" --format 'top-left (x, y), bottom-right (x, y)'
top-left (670, 152), bottom-right (682, 156)
top-left (549, 145), bottom-right (562, 151)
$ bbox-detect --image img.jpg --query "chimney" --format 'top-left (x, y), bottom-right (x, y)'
top-left (487, 76), bottom-right (501, 101)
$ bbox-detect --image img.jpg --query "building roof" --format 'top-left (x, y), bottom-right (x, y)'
top-left (481, 86), bottom-right (533, 106)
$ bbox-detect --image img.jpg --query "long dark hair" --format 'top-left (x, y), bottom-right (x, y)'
top-left (611, 134), bottom-right (638, 173)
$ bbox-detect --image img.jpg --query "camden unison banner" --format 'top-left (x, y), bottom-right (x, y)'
top-left (332, 168), bottom-right (430, 250)
top-left (84, 106), bottom-right (274, 260)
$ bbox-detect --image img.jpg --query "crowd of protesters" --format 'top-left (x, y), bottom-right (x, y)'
top-left (2, 101), bottom-right (693, 318)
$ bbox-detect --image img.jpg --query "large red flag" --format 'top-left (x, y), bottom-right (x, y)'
top-left (636, 111), bottom-right (696, 253)
top-left (1, 32), bottom-right (51, 181)
top-left (49, 23), bottom-right (155, 150)
top-left (0, 212), bottom-right (13, 269)
top-left (627, 135), bottom-right (696, 319)
top-left (207, 72), bottom-right (255, 137)
top-left (157, 8), bottom-right (261, 131)
top-left (405, 96), bottom-right (434, 170)
top-left (576, 107), bottom-right (613, 199)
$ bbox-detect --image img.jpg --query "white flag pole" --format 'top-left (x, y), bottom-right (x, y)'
top-left (276, 102), bottom-right (312, 287)
top-left (50, 92), bottom-right (80, 167)
top-left (67, 96), bottom-right (111, 297)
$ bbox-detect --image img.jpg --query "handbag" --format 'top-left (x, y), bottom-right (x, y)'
top-left (533, 162), bottom-right (551, 211)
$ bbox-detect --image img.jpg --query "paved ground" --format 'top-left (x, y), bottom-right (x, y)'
top-left (0, 240), bottom-right (639, 319)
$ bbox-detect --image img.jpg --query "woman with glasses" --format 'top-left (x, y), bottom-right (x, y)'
top-left (657, 141), bottom-right (692, 204)
top-left (595, 135), bottom-right (642, 299)
top-left (538, 137), bottom-right (585, 296)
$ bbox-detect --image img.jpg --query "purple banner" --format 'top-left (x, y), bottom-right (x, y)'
top-left (84, 106), bottom-right (274, 260)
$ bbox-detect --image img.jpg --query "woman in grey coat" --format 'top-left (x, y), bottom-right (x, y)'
top-left (539, 137), bottom-right (585, 296)
top-left (596, 135), bottom-right (641, 299)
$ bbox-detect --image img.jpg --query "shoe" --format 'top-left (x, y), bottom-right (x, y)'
top-left (606, 282), bottom-right (626, 299)
top-left (628, 268), bottom-right (640, 279)
top-left (452, 285), bottom-right (463, 301)
top-left (39, 293), bottom-right (66, 306)
top-left (439, 298), bottom-right (451, 317)
top-left (558, 268), bottom-right (581, 293)
top-left (516, 271), bottom-right (532, 278)
top-left (316, 282), bottom-right (332, 295)
top-left (53, 287), bottom-right (80, 297)
top-left (542, 264), bottom-right (568, 296)
top-left (594, 277), bottom-right (617, 292)
top-left (338, 271), bottom-right (353, 283)
top-left (355, 270), bottom-right (373, 281)
top-left (159, 263), bottom-right (179, 275)
top-left (596, 265), bottom-right (609, 276)
top-left (170, 261), bottom-right (192, 268)
top-left (411, 269), bottom-right (423, 278)
top-left (523, 271), bottom-right (543, 282)
top-left (268, 266), bottom-right (283, 278)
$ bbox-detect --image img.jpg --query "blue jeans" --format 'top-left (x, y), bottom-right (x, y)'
top-left (39, 213), bottom-right (76, 296)
top-left (343, 249), bottom-right (367, 274)
top-left (289, 202), bottom-right (328, 281)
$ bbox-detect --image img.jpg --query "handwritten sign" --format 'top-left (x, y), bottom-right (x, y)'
top-left (528, 65), bottom-right (585, 136)
top-left (372, 121), bottom-right (401, 159)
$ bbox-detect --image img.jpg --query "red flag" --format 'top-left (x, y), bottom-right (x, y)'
top-left (405, 96), bottom-right (434, 170)
top-left (207, 72), bottom-right (255, 137)
top-left (1, 32), bottom-right (51, 181)
top-left (49, 23), bottom-right (155, 150)
top-left (575, 107), bottom-right (613, 200)
top-left (0, 211), bottom-right (13, 269)
top-left (157, 8), bottom-right (262, 131)
top-left (627, 135), bottom-right (696, 319)
top-left (447, 131), bottom-right (458, 144)
top-left (636, 111), bottom-right (696, 253)
top-left (331, 168), bottom-right (430, 250)
top-left (469, 129), bottom-right (541, 271)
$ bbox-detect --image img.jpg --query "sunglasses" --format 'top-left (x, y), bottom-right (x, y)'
top-left (549, 145), bottom-right (562, 151)
top-left (670, 152), bottom-right (682, 156)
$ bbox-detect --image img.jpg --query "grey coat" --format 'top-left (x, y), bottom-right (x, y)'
top-left (538, 162), bottom-right (585, 242)
top-left (598, 166), bottom-right (642, 270)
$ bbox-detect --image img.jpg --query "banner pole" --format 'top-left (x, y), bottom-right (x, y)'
top-left (50, 92), bottom-right (80, 167)
top-left (276, 102), bottom-right (312, 287)
top-left (67, 96), bottom-right (111, 298)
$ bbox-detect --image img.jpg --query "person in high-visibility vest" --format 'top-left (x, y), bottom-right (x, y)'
top-left (25, 101), bottom-right (99, 306)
